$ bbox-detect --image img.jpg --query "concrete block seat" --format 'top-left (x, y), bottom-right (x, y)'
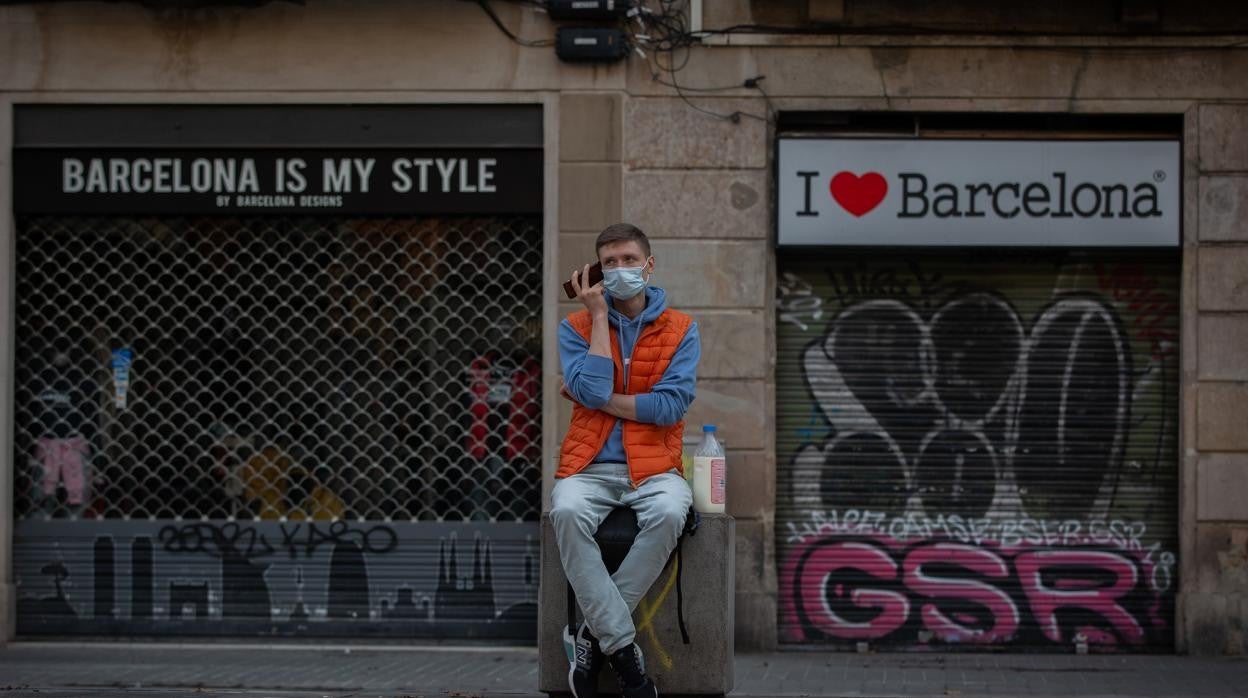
top-left (538, 510), bottom-right (736, 697)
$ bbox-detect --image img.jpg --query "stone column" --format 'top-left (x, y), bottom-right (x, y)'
top-left (1187, 104), bottom-right (1248, 654)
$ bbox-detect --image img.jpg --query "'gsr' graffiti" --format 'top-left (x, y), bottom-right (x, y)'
top-left (780, 535), bottom-right (1169, 647)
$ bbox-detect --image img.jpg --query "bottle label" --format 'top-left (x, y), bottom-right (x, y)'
top-left (710, 457), bottom-right (726, 505)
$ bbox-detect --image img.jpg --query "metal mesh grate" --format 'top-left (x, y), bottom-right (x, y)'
top-left (15, 215), bottom-right (544, 523)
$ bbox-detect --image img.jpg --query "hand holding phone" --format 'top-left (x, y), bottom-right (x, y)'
top-left (563, 262), bottom-right (604, 300)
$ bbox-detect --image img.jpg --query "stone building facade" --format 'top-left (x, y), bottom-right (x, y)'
top-left (2, 0), bottom-right (1247, 654)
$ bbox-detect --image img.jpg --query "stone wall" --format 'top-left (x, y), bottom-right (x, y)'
top-left (3, 0), bottom-right (1248, 653)
top-left (1186, 105), bottom-right (1248, 655)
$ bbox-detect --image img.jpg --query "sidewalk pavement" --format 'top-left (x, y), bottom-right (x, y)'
top-left (0, 641), bottom-right (1246, 698)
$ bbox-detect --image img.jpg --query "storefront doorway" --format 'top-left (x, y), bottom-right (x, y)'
top-left (12, 105), bottom-right (546, 641)
top-left (773, 120), bottom-right (1182, 651)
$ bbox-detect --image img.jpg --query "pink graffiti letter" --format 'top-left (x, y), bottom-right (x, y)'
top-left (793, 540), bottom-right (909, 640)
top-left (1015, 550), bottom-right (1144, 645)
top-left (904, 543), bottom-right (1020, 644)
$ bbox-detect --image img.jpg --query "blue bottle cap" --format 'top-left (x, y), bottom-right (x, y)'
top-left (703, 424), bottom-right (717, 432)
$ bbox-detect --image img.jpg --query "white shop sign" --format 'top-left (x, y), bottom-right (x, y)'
top-left (777, 139), bottom-right (1180, 247)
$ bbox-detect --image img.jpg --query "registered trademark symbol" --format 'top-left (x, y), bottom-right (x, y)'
top-left (1154, 170), bottom-right (1166, 182)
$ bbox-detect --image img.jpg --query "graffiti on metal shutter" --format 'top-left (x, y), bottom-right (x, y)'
top-left (15, 520), bottom-right (538, 639)
top-left (776, 255), bottom-right (1178, 650)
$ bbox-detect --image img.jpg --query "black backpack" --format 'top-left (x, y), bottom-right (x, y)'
top-left (566, 505), bottom-right (701, 645)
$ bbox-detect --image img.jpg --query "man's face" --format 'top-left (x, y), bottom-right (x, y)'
top-left (597, 240), bottom-right (653, 273)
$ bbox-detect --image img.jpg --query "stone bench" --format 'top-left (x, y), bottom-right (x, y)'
top-left (537, 512), bottom-right (735, 697)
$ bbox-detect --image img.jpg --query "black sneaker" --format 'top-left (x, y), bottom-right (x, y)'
top-left (567, 623), bottom-right (604, 698)
top-left (608, 642), bottom-right (658, 698)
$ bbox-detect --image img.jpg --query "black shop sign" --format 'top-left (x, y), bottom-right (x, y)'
top-left (13, 148), bottom-right (543, 215)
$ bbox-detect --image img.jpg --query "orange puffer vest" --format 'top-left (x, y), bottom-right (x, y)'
top-left (557, 307), bottom-right (694, 486)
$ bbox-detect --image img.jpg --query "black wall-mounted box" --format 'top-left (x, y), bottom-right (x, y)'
top-left (555, 27), bottom-right (629, 63)
top-left (547, 0), bottom-right (634, 21)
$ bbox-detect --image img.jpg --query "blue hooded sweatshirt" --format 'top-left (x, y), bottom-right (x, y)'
top-left (558, 285), bottom-right (700, 466)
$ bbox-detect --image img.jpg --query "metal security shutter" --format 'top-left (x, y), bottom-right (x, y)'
top-left (776, 251), bottom-right (1179, 651)
top-left (14, 215), bottom-right (543, 640)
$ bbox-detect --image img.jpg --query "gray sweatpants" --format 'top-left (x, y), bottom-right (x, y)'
top-left (550, 462), bottom-right (693, 655)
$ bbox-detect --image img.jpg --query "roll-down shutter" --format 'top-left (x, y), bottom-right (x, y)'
top-left (12, 105), bottom-right (545, 641)
top-left (776, 251), bottom-right (1179, 651)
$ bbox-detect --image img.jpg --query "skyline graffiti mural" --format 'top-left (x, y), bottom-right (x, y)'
top-left (15, 520), bottom-right (538, 640)
top-left (776, 254), bottom-right (1179, 651)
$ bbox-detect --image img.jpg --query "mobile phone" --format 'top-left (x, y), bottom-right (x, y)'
top-left (563, 262), bottom-right (604, 299)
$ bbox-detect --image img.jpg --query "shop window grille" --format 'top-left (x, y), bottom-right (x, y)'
top-left (14, 216), bottom-right (544, 523)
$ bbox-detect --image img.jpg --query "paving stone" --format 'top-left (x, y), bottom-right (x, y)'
top-left (0, 644), bottom-right (1246, 697)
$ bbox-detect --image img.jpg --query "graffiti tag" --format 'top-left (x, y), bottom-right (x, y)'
top-left (780, 534), bottom-right (1170, 647)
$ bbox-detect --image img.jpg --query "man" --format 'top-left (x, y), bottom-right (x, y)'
top-left (553, 223), bottom-right (700, 698)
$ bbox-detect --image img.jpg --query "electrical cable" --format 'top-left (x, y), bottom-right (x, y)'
top-left (474, 0), bottom-right (1245, 123)
top-left (627, 0), bottom-right (770, 123)
top-left (469, 0), bottom-right (555, 47)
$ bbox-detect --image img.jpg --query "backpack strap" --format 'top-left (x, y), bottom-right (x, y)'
top-left (672, 505), bottom-right (698, 645)
top-left (675, 536), bottom-right (690, 644)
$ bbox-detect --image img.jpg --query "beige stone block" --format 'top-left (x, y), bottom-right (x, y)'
top-left (727, 449), bottom-right (775, 522)
top-left (1201, 177), bottom-right (1248, 242)
top-left (1183, 591), bottom-right (1232, 654)
top-left (702, 0), bottom-right (755, 27)
top-left (759, 46), bottom-right (1247, 102)
top-left (623, 171), bottom-right (769, 240)
top-left (1198, 315), bottom-right (1248, 381)
top-left (625, 45), bottom-right (885, 99)
top-left (1075, 52), bottom-right (1248, 102)
top-left (1193, 524), bottom-right (1248, 596)
top-left (559, 163), bottom-right (621, 232)
top-left (555, 390), bottom-right (573, 444)
top-left (622, 47), bottom-right (754, 99)
top-left (1186, 105), bottom-right (1202, 248)
top-left (557, 232), bottom-right (599, 277)
top-left (1198, 383), bottom-right (1248, 450)
top-left (3, 2), bottom-right (628, 92)
top-left (685, 379), bottom-right (767, 450)
top-left (556, 301), bottom-right (581, 322)
top-left (734, 592), bottom-right (779, 651)
top-left (1201, 106), bottom-right (1248, 173)
top-left (696, 310), bottom-right (768, 379)
top-left (877, 47), bottom-right (1086, 100)
top-left (625, 98), bottom-right (767, 169)
top-left (1198, 454), bottom-right (1248, 521)
top-left (559, 93), bottom-right (622, 163)
top-left (733, 518), bottom-right (776, 596)
top-left (651, 240), bottom-right (769, 309)
top-left (1198, 247), bottom-right (1248, 311)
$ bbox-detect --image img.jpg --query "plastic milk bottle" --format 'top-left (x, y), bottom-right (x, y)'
top-left (692, 424), bottom-right (726, 514)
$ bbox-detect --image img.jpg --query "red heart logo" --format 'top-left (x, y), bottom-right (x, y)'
top-left (830, 171), bottom-right (888, 217)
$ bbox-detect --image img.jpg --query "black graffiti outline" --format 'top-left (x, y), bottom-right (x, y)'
top-left (158, 522), bottom-right (277, 559)
top-left (1012, 293), bottom-right (1133, 516)
top-left (793, 289), bottom-right (1134, 521)
top-left (278, 521), bottom-right (398, 559)
top-left (158, 521), bottom-right (399, 560)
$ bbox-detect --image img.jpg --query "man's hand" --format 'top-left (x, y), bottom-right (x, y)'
top-left (571, 263), bottom-right (608, 318)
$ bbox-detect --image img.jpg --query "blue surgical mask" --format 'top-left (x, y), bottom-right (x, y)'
top-left (603, 263), bottom-right (649, 300)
